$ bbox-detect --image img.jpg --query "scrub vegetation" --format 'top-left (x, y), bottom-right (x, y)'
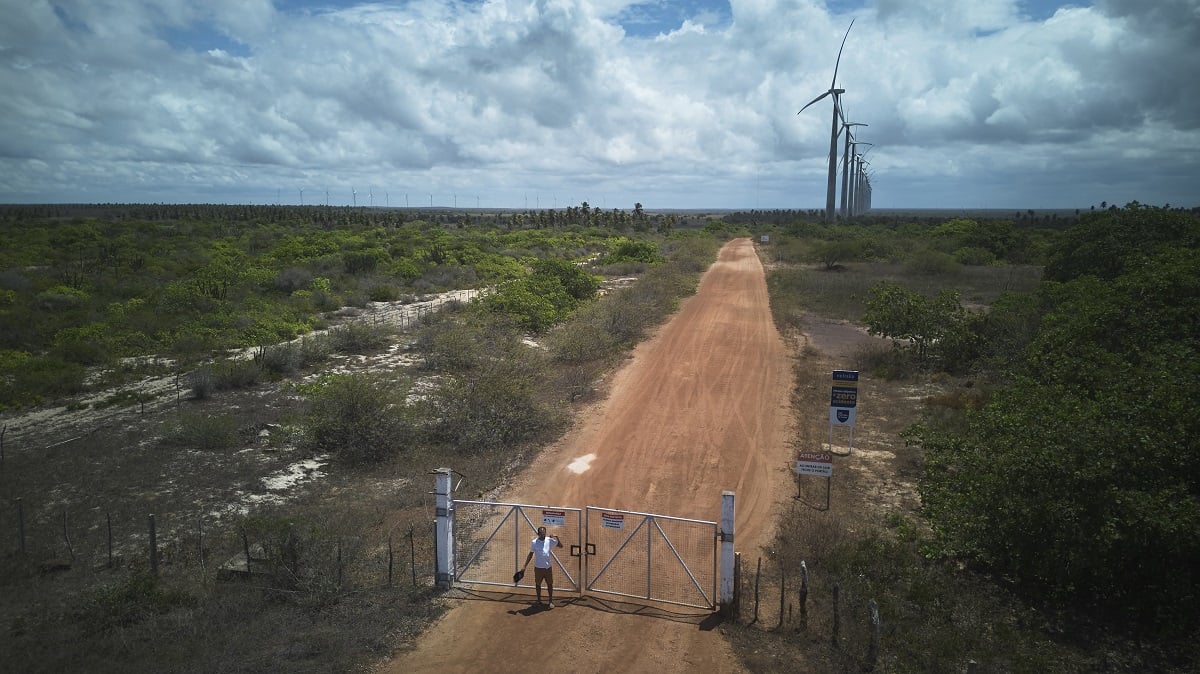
top-left (741, 203), bottom-right (1199, 672)
top-left (0, 203), bottom-right (719, 672)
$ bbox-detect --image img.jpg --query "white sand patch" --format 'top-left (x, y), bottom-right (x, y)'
top-left (262, 455), bottom-right (329, 491)
top-left (567, 453), bottom-right (597, 474)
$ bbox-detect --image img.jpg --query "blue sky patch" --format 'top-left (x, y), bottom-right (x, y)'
top-left (162, 22), bottom-right (252, 57)
top-left (618, 0), bottom-right (732, 38)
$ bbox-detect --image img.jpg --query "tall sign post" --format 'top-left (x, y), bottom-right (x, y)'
top-left (829, 370), bottom-right (858, 455)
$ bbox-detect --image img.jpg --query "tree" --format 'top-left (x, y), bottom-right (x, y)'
top-left (863, 281), bottom-right (969, 366)
top-left (913, 245), bottom-right (1200, 624)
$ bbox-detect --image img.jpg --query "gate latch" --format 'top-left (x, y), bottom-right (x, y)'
top-left (718, 529), bottom-right (733, 543)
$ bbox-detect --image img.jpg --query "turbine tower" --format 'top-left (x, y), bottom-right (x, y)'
top-left (840, 119), bottom-right (867, 218)
top-left (352, 187), bottom-right (357, 207)
top-left (798, 19), bottom-right (855, 220)
top-left (298, 187), bottom-right (304, 206)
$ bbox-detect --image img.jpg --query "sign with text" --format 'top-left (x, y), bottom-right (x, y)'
top-left (795, 451), bottom-right (833, 478)
top-left (601, 512), bottom-right (625, 530)
top-left (541, 510), bottom-right (566, 527)
top-left (830, 370), bottom-right (859, 426)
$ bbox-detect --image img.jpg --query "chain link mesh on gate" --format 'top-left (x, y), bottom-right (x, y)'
top-left (453, 501), bottom-right (581, 592)
top-left (585, 507), bottom-right (717, 609)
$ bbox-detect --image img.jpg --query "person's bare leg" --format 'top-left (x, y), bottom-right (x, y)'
top-left (547, 572), bottom-right (555, 608)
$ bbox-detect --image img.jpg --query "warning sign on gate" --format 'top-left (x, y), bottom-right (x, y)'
top-left (542, 510), bottom-right (566, 527)
top-left (601, 512), bottom-right (625, 530)
top-left (795, 451), bottom-right (833, 477)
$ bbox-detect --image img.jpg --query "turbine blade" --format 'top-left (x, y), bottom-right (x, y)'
top-left (798, 90), bottom-right (832, 114)
top-left (831, 18), bottom-right (855, 88)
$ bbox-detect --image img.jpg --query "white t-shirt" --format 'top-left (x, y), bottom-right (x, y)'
top-left (529, 535), bottom-right (559, 569)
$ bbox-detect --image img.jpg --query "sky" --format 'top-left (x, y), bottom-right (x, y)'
top-left (1, 0), bottom-right (1197, 210)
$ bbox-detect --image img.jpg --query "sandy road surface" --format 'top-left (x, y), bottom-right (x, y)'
top-left (380, 238), bottom-right (797, 674)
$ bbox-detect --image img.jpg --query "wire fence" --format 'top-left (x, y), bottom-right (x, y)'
top-left (0, 496), bottom-right (438, 597)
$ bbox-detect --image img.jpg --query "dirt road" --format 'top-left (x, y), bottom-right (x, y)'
top-left (380, 238), bottom-right (797, 674)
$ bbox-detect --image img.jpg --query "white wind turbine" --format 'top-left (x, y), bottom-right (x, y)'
top-left (798, 19), bottom-right (855, 220)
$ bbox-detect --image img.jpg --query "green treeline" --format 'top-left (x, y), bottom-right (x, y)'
top-left (894, 203), bottom-right (1200, 626)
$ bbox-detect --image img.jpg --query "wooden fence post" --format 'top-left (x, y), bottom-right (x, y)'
top-left (148, 514), bottom-right (158, 576)
top-left (16, 498), bottom-right (25, 555)
top-left (752, 556), bottom-right (762, 625)
top-left (867, 598), bottom-right (881, 670)
top-left (778, 558), bottom-right (786, 630)
top-left (409, 525), bottom-right (417, 586)
top-left (336, 539), bottom-right (343, 588)
top-left (63, 507), bottom-right (75, 562)
top-left (831, 582), bottom-right (840, 648)
top-left (799, 560), bottom-right (809, 627)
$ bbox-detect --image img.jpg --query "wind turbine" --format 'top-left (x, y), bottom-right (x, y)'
top-left (369, 187), bottom-right (374, 208)
top-left (848, 140), bottom-right (872, 218)
top-left (352, 187), bottom-right (357, 207)
top-left (798, 19), bottom-right (855, 220)
top-left (298, 187), bottom-right (304, 206)
top-left (840, 119), bottom-right (867, 218)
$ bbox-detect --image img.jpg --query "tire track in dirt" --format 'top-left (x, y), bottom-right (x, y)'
top-left (378, 238), bottom-right (796, 674)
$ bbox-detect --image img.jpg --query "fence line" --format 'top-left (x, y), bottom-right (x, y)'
top-left (1, 497), bottom-right (437, 596)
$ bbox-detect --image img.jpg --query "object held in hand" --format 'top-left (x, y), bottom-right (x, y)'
top-left (513, 569), bottom-right (525, 583)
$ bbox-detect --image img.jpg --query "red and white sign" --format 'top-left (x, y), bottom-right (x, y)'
top-left (795, 451), bottom-right (833, 478)
top-left (542, 510), bottom-right (566, 527)
top-left (601, 512), bottom-right (625, 530)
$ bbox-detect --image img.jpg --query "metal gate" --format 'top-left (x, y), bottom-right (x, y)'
top-left (452, 501), bottom-right (582, 593)
top-left (584, 506), bottom-right (718, 610)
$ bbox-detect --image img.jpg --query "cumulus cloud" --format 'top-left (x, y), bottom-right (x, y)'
top-left (0, 0), bottom-right (1196, 208)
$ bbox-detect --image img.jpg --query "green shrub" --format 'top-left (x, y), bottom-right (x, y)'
top-left (163, 411), bottom-right (240, 450)
top-left (904, 249), bottom-right (960, 275)
top-left (301, 373), bottom-right (413, 464)
top-left (327, 322), bottom-right (393, 354)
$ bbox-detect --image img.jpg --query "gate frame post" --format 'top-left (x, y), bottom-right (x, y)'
top-left (433, 467), bottom-right (454, 589)
top-left (719, 490), bottom-right (736, 610)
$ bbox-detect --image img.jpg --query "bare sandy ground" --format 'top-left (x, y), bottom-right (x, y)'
top-left (379, 238), bottom-right (799, 674)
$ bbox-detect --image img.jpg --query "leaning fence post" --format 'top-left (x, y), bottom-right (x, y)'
top-left (831, 582), bottom-right (841, 648)
top-left (867, 598), bottom-right (881, 670)
top-left (148, 514), bottom-right (158, 576)
top-left (63, 507), bottom-right (75, 562)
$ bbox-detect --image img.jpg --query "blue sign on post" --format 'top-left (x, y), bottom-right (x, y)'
top-left (830, 370), bottom-right (858, 426)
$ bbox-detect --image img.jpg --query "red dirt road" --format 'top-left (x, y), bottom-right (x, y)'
top-left (380, 238), bottom-right (796, 674)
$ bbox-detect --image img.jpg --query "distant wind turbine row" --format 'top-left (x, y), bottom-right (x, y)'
top-left (798, 19), bottom-right (874, 219)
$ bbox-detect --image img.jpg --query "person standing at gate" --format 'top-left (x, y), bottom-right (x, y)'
top-left (522, 526), bottom-right (561, 608)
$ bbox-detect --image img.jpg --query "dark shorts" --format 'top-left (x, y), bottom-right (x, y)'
top-left (534, 566), bottom-right (553, 584)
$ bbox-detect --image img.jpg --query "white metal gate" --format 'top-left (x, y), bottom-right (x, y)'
top-left (584, 506), bottom-right (718, 610)
top-left (452, 501), bottom-right (582, 593)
